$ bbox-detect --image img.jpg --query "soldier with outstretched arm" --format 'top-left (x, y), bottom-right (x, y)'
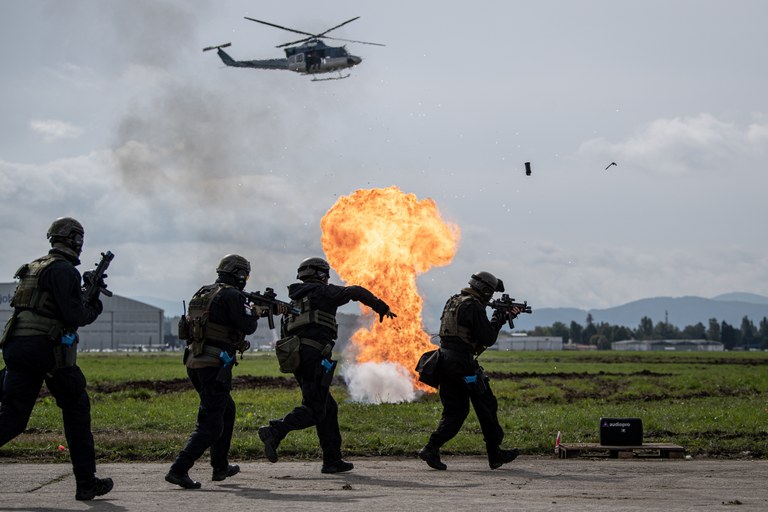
top-left (257, 257), bottom-right (396, 474)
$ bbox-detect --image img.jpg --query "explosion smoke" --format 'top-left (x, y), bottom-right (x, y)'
top-left (321, 186), bottom-right (460, 403)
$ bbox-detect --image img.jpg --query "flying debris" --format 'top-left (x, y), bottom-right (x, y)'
top-left (525, 162), bottom-right (532, 176)
top-left (605, 162), bottom-right (617, 170)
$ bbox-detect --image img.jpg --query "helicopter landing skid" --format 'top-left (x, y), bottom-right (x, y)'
top-left (311, 73), bottom-right (351, 82)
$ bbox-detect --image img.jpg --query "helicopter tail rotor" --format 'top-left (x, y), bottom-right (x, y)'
top-left (203, 42), bottom-right (232, 52)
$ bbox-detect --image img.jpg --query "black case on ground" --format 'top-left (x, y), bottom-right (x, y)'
top-left (599, 417), bottom-right (643, 446)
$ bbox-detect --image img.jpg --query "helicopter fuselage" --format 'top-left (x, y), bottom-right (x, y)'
top-left (284, 40), bottom-right (362, 75)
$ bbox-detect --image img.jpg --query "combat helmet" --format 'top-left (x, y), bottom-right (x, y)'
top-left (468, 271), bottom-right (504, 299)
top-left (217, 254), bottom-right (250, 288)
top-left (297, 257), bottom-right (330, 282)
top-left (46, 217), bottom-right (85, 255)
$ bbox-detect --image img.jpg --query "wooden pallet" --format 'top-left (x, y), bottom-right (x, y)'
top-left (557, 443), bottom-right (685, 459)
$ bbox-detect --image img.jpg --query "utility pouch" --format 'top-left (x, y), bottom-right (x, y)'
top-left (415, 349), bottom-right (441, 389)
top-left (189, 317), bottom-right (206, 346)
top-left (319, 358), bottom-right (337, 387)
top-left (275, 335), bottom-right (301, 374)
top-left (53, 332), bottom-right (78, 369)
top-left (177, 315), bottom-right (190, 341)
top-left (190, 340), bottom-right (205, 357)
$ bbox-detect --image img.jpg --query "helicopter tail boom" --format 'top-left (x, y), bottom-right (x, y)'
top-left (205, 44), bottom-right (289, 70)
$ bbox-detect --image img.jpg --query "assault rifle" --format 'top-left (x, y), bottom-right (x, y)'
top-left (487, 293), bottom-right (532, 329)
top-left (242, 288), bottom-right (300, 329)
top-left (82, 251), bottom-right (114, 306)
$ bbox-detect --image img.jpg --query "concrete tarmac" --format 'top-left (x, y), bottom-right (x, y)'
top-left (1, 457), bottom-right (766, 512)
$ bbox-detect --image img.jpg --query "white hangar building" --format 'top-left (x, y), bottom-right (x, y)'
top-left (1, 282), bottom-right (164, 351)
top-left (493, 333), bottom-right (563, 351)
top-left (611, 339), bottom-right (724, 352)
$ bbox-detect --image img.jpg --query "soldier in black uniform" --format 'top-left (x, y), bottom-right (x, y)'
top-left (165, 254), bottom-right (271, 489)
top-left (257, 257), bottom-right (396, 474)
top-left (0, 217), bottom-right (113, 500)
top-left (418, 271), bottom-right (524, 471)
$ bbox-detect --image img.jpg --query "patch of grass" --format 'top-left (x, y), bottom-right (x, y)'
top-left (1, 350), bottom-right (765, 461)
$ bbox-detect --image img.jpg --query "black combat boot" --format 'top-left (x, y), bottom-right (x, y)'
top-left (321, 459), bottom-right (354, 474)
top-left (418, 444), bottom-right (447, 470)
top-left (212, 464), bottom-right (240, 481)
top-left (75, 476), bottom-right (114, 501)
top-left (258, 425), bottom-right (280, 463)
top-left (488, 447), bottom-right (519, 469)
top-left (165, 471), bottom-right (202, 489)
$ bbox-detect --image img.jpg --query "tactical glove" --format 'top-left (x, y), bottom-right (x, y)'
top-left (491, 309), bottom-right (507, 325)
top-left (379, 307), bottom-right (397, 323)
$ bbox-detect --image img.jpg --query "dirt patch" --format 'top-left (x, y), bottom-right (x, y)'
top-left (94, 375), bottom-right (299, 394)
top-left (34, 375), bottom-right (298, 398)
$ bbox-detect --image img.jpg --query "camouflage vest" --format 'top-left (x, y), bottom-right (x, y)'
top-left (438, 293), bottom-right (479, 351)
top-left (283, 292), bottom-right (338, 338)
top-left (6, 254), bottom-right (68, 340)
top-left (186, 283), bottom-right (247, 354)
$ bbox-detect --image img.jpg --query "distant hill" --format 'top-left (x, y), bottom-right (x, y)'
top-left (712, 292), bottom-right (768, 305)
top-left (512, 293), bottom-right (768, 331)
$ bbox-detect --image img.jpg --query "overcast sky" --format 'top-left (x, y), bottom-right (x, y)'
top-left (1, 0), bottom-right (766, 328)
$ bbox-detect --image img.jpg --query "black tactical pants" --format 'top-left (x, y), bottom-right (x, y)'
top-left (428, 354), bottom-right (504, 451)
top-left (271, 346), bottom-right (342, 463)
top-left (0, 336), bottom-right (96, 480)
top-left (170, 366), bottom-right (235, 474)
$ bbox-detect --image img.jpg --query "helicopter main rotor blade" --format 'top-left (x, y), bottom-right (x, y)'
top-left (275, 37), bottom-right (313, 48)
top-left (245, 16), bottom-right (381, 48)
top-left (315, 16), bottom-right (360, 37)
top-left (320, 36), bottom-right (385, 47)
top-left (244, 17), bottom-right (315, 38)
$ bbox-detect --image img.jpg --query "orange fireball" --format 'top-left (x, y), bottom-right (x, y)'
top-left (320, 186), bottom-right (460, 392)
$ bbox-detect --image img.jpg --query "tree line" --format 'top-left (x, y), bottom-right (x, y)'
top-left (526, 314), bottom-right (768, 350)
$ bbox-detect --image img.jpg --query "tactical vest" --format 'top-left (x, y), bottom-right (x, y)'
top-left (186, 283), bottom-right (247, 354)
top-left (439, 293), bottom-right (478, 351)
top-left (283, 292), bottom-right (338, 338)
top-left (7, 254), bottom-right (67, 340)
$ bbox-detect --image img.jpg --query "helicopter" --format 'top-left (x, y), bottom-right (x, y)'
top-left (203, 16), bottom-right (384, 81)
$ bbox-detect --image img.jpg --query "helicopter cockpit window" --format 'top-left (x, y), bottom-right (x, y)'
top-left (327, 48), bottom-right (348, 58)
top-left (297, 54), bottom-right (304, 62)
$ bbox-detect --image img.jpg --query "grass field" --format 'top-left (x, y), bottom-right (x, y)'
top-left (2, 350), bottom-right (766, 462)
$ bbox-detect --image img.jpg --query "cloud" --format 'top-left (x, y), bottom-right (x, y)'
top-left (579, 114), bottom-right (768, 175)
top-left (29, 119), bottom-right (84, 141)
top-left (0, 147), bottom-right (317, 303)
top-left (42, 63), bottom-right (104, 90)
top-left (748, 121), bottom-right (768, 145)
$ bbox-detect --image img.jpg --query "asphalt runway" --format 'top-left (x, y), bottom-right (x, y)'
top-left (0, 457), bottom-right (766, 512)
